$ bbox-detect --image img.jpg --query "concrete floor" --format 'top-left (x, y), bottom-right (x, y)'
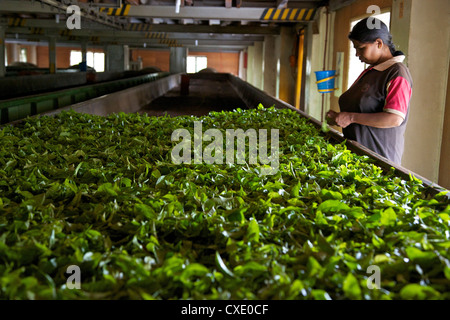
top-left (139, 77), bottom-right (248, 117)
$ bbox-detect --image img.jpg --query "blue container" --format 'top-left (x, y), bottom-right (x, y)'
top-left (315, 70), bottom-right (337, 93)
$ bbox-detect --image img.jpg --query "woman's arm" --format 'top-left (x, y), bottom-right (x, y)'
top-left (327, 110), bottom-right (404, 129)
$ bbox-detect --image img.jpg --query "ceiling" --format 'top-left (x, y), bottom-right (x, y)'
top-left (0, 0), bottom-right (327, 52)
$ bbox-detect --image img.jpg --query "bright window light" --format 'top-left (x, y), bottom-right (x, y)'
top-left (93, 52), bottom-right (105, 72)
top-left (70, 50), bottom-right (105, 72)
top-left (19, 48), bottom-right (27, 62)
top-left (70, 51), bottom-right (82, 66)
top-left (187, 56), bottom-right (207, 73)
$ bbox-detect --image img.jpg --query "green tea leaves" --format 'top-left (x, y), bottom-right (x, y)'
top-left (0, 108), bottom-right (448, 300)
top-left (246, 218), bottom-right (260, 243)
top-left (343, 273), bottom-right (362, 300)
top-left (380, 207), bottom-right (397, 226)
top-left (318, 200), bottom-right (350, 213)
top-left (215, 251), bottom-right (235, 278)
top-left (400, 284), bottom-right (440, 300)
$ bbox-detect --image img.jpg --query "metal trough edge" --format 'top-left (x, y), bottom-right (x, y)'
top-left (227, 73), bottom-right (449, 199)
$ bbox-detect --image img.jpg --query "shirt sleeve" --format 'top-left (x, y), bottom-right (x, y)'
top-left (383, 76), bottom-right (412, 119)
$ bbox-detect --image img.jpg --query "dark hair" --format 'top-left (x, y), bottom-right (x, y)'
top-left (349, 17), bottom-right (404, 56)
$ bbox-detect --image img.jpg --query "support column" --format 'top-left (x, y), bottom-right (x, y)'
top-left (278, 26), bottom-right (297, 106)
top-left (106, 45), bottom-right (126, 72)
top-left (11, 43), bottom-right (20, 62)
top-left (238, 50), bottom-right (247, 81)
top-left (303, 23), bottom-right (313, 115)
top-left (48, 36), bottom-right (57, 74)
top-left (295, 30), bottom-right (305, 110)
top-left (253, 41), bottom-right (264, 90)
top-left (81, 40), bottom-right (87, 71)
top-left (0, 26), bottom-right (5, 77)
top-left (29, 45), bottom-right (37, 65)
top-left (246, 45), bottom-right (255, 86)
top-left (398, 0), bottom-right (450, 184)
top-left (169, 47), bottom-right (187, 74)
top-left (124, 45), bottom-right (129, 71)
top-left (263, 35), bottom-right (278, 97)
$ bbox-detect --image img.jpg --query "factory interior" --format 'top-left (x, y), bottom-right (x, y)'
top-left (0, 0), bottom-right (449, 302)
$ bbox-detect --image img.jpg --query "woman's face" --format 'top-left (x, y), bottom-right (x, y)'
top-left (352, 39), bottom-right (382, 65)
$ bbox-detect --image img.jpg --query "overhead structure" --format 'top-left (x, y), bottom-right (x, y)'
top-left (0, 0), bottom-right (326, 51)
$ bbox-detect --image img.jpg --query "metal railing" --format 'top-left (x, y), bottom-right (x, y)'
top-left (0, 72), bottom-right (170, 124)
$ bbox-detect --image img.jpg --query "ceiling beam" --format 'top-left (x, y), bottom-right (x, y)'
top-left (105, 5), bottom-right (267, 21)
top-left (0, 17), bottom-right (281, 35)
top-left (4, 27), bottom-right (256, 47)
top-left (4, 24), bottom-right (264, 41)
top-left (0, 1), bottom-right (318, 23)
top-left (107, 5), bottom-right (318, 23)
top-left (5, 35), bottom-right (249, 52)
top-left (0, 0), bottom-right (124, 29)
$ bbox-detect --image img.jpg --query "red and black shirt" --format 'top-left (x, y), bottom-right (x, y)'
top-left (338, 55), bottom-right (413, 164)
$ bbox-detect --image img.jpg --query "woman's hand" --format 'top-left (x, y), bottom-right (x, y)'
top-left (327, 110), bottom-right (404, 129)
top-left (326, 110), bottom-right (354, 128)
top-left (326, 110), bottom-right (337, 126)
top-left (334, 112), bottom-right (354, 128)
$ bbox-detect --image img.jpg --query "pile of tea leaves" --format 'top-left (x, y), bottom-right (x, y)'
top-left (0, 106), bottom-right (449, 300)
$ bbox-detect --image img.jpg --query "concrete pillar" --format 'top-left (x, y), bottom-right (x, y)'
top-left (106, 45), bottom-right (126, 72)
top-left (29, 45), bottom-right (37, 65)
top-left (238, 50), bottom-right (246, 81)
top-left (0, 26), bottom-right (5, 77)
top-left (303, 24), bottom-right (313, 115)
top-left (440, 71), bottom-right (450, 189)
top-left (253, 41), bottom-right (264, 90)
top-left (81, 41), bottom-right (87, 71)
top-left (391, 0), bottom-right (412, 64)
top-left (11, 43), bottom-right (20, 62)
top-left (246, 45), bottom-right (255, 86)
top-left (48, 36), bottom-right (57, 74)
top-left (169, 47), bottom-right (187, 74)
top-left (307, 7), bottom-right (334, 122)
top-left (124, 45), bottom-right (129, 71)
top-left (263, 35), bottom-right (278, 97)
top-left (278, 26), bottom-right (297, 106)
top-left (399, 0), bottom-right (450, 184)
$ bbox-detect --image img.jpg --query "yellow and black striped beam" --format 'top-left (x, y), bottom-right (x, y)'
top-left (99, 4), bottom-right (131, 16)
top-left (8, 18), bottom-right (26, 27)
top-left (30, 27), bottom-right (44, 35)
top-left (260, 8), bottom-right (317, 22)
top-left (125, 24), bottom-right (153, 32)
top-left (145, 32), bottom-right (168, 39)
top-left (158, 39), bottom-right (182, 47)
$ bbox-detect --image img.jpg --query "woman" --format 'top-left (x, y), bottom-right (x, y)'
top-left (327, 17), bottom-right (413, 165)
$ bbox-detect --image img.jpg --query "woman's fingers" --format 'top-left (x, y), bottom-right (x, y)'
top-left (335, 112), bottom-right (353, 128)
top-left (326, 110), bottom-right (338, 126)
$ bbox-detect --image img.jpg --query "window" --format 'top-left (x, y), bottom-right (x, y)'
top-left (70, 50), bottom-right (105, 72)
top-left (19, 48), bottom-right (27, 62)
top-left (347, 12), bottom-right (391, 89)
top-left (187, 56), bottom-right (207, 73)
top-left (70, 51), bottom-right (82, 67)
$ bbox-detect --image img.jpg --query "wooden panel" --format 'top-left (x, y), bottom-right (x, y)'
top-left (36, 45), bottom-right (86, 69)
top-left (131, 49), bottom-right (170, 72)
top-left (187, 51), bottom-right (239, 76)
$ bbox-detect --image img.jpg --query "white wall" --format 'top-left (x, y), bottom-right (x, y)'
top-left (307, 7), bottom-right (336, 122)
top-left (401, 0), bottom-right (450, 183)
